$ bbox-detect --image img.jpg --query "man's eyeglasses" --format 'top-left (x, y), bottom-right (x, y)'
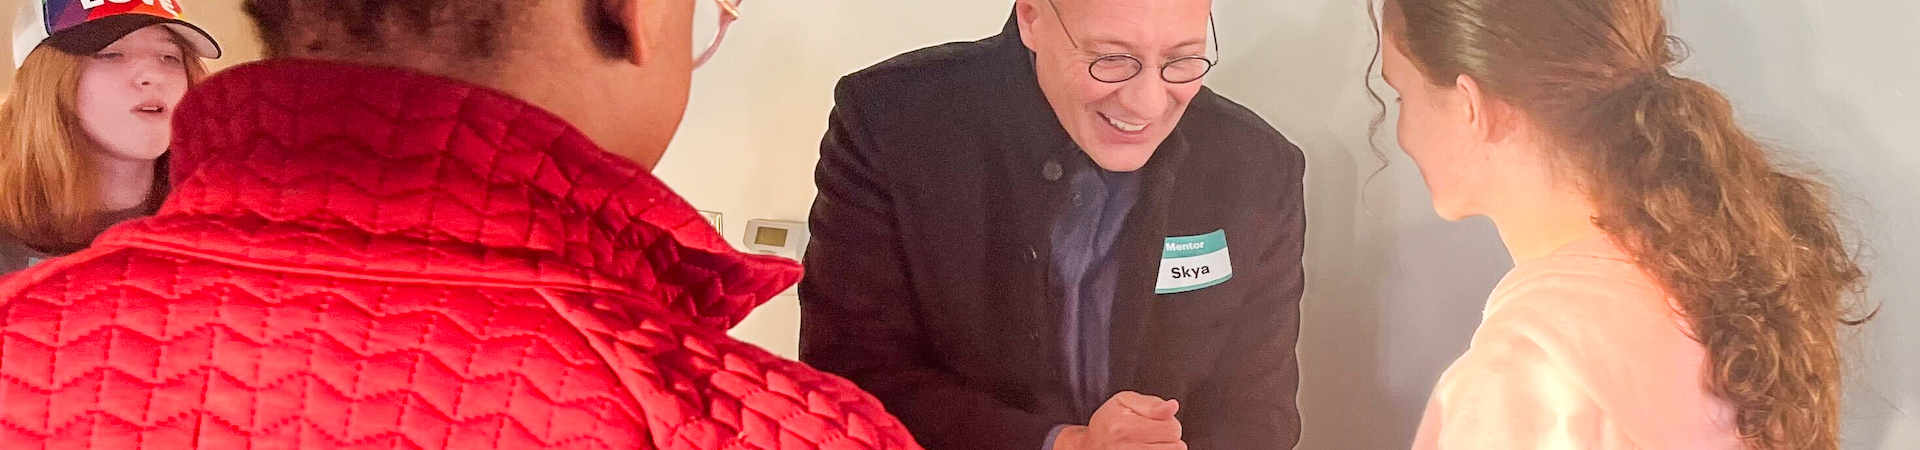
top-left (693, 0), bottom-right (743, 69)
top-left (1044, 0), bottom-right (1219, 84)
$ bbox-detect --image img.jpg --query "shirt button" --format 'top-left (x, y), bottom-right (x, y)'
top-left (1042, 160), bottom-right (1064, 181)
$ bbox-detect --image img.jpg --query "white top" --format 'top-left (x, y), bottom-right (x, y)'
top-left (1413, 235), bottom-right (1741, 449)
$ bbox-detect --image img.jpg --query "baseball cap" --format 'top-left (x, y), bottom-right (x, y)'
top-left (12, 0), bottom-right (222, 68)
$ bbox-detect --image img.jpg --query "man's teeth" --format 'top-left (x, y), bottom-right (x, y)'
top-left (1107, 116), bottom-right (1146, 132)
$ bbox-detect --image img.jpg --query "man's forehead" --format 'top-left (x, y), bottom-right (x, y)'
top-left (1056, 0), bottom-right (1213, 50)
top-left (1058, 0), bottom-right (1213, 17)
top-left (1056, 0), bottom-right (1212, 29)
top-left (1058, 0), bottom-right (1213, 9)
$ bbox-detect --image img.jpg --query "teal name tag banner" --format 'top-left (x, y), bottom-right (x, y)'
top-left (1156, 229), bottom-right (1233, 294)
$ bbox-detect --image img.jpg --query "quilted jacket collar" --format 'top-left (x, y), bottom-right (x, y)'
top-left (101, 59), bottom-right (799, 329)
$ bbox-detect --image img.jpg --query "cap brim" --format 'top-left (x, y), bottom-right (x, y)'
top-left (43, 14), bottom-right (221, 60)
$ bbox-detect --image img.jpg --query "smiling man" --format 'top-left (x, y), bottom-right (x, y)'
top-left (799, 1), bottom-right (1308, 449)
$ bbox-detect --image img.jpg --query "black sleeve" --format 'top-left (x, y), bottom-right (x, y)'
top-left (799, 82), bottom-right (1060, 450)
top-left (1213, 140), bottom-right (1306, 448)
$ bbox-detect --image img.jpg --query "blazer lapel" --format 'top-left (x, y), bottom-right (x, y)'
top-left (983, 15), bottom-right (1078, 387)
top-left (1108, 128), bottom-right (1193, 393)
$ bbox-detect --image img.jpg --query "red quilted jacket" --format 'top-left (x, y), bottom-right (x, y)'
top-left (0, 60), bottom-right (922, 450)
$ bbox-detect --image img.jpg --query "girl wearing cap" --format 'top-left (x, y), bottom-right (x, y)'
top-left (0, 0), bottom-right (220, 274)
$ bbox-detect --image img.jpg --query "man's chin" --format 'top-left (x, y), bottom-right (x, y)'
top-left (1083, 147), bottom-right (1154, 172)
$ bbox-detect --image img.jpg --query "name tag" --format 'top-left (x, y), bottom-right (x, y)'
top-left (1156, 230), bottom-right (1233, 294)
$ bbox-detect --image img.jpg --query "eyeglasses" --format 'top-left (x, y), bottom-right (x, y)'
top-left (692, 0), bottom-right (743, 69)
top-left (1043, 0), bottom-right (1219, 84)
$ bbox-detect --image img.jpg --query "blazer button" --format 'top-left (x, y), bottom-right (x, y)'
top-left (1041, 159), bottom-right (1063, 181)
top-left (1026, 246), bottom-right (1039, 261)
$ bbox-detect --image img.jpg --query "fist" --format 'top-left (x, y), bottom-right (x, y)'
top-left (1058, 391), bottom-right (1185, 450)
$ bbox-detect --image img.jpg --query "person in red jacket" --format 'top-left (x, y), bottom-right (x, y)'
top-left (0, 0), bottom-right (921, 449)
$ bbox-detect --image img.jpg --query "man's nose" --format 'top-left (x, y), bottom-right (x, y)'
top-left (1113, 73), bottom-right (1171, 119)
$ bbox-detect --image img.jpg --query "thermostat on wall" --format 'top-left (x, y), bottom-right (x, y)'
top-left (744, 219), bottom-right (808, 259)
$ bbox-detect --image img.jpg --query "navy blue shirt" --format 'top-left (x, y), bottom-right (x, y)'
top-left (1050, 153), bottom-right (1140, 421)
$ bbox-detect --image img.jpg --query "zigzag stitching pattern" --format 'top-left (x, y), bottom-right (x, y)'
top-left (172, 85), bottom-right (777, 298)
top-left (5, 285), bottom-right (613, 366)
top-left (590, 335), bottom-right (894, 446)
top-left (7, 287), bottom-right (883, 443)
top-left (183, 87), bottom-right (637, 232)
top-left (128, 209), bottom-right (774, 308)
top-left (0, 405), bottom-right (629, 449)
top-left (1, 327), bottom-right (616, 399)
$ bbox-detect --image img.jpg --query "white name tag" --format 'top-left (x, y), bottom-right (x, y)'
top-left (1156, 230), bottom-right (1232, 294)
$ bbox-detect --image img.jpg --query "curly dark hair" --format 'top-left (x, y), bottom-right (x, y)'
top-left (241, 0), bottom-right (632, 60)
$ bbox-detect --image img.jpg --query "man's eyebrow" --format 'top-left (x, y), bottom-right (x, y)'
top-left (1082, 37), bottom-right (1209, 54)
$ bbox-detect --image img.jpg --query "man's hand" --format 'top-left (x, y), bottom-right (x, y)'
top-left (1055, 391), bottom-right (1185, 450)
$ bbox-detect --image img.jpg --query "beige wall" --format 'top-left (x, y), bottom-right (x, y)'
top-left (655, 2), bottom-right (1018, 359)
top-left (4, 2), bottom-right (1913, 448)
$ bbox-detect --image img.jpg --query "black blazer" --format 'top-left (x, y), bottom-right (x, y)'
top-left (800, 15), bottom-right (1306, 450)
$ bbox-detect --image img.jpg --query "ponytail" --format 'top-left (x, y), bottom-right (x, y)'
top-left (1381, 0), bottom-right (1868, 445)
top-left (1588, 70), bottom-right (1863, 449)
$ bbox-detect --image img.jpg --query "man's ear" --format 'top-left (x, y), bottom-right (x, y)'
top-left (1016, 0), bottom-right (1042, 52)
top-left (602, 0), bottom-right (650, 65)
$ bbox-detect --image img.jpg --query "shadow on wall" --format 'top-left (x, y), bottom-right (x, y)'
top-left (1207, 0), bottom-right (1511, 448)
top-left (1674, 0), bottom-right (1918, 448)
top-left (1206, 1), bottom-right (1388, 448)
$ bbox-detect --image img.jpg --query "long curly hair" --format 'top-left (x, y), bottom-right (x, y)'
top-left (1377, 0), bottom-right (1868, 447)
